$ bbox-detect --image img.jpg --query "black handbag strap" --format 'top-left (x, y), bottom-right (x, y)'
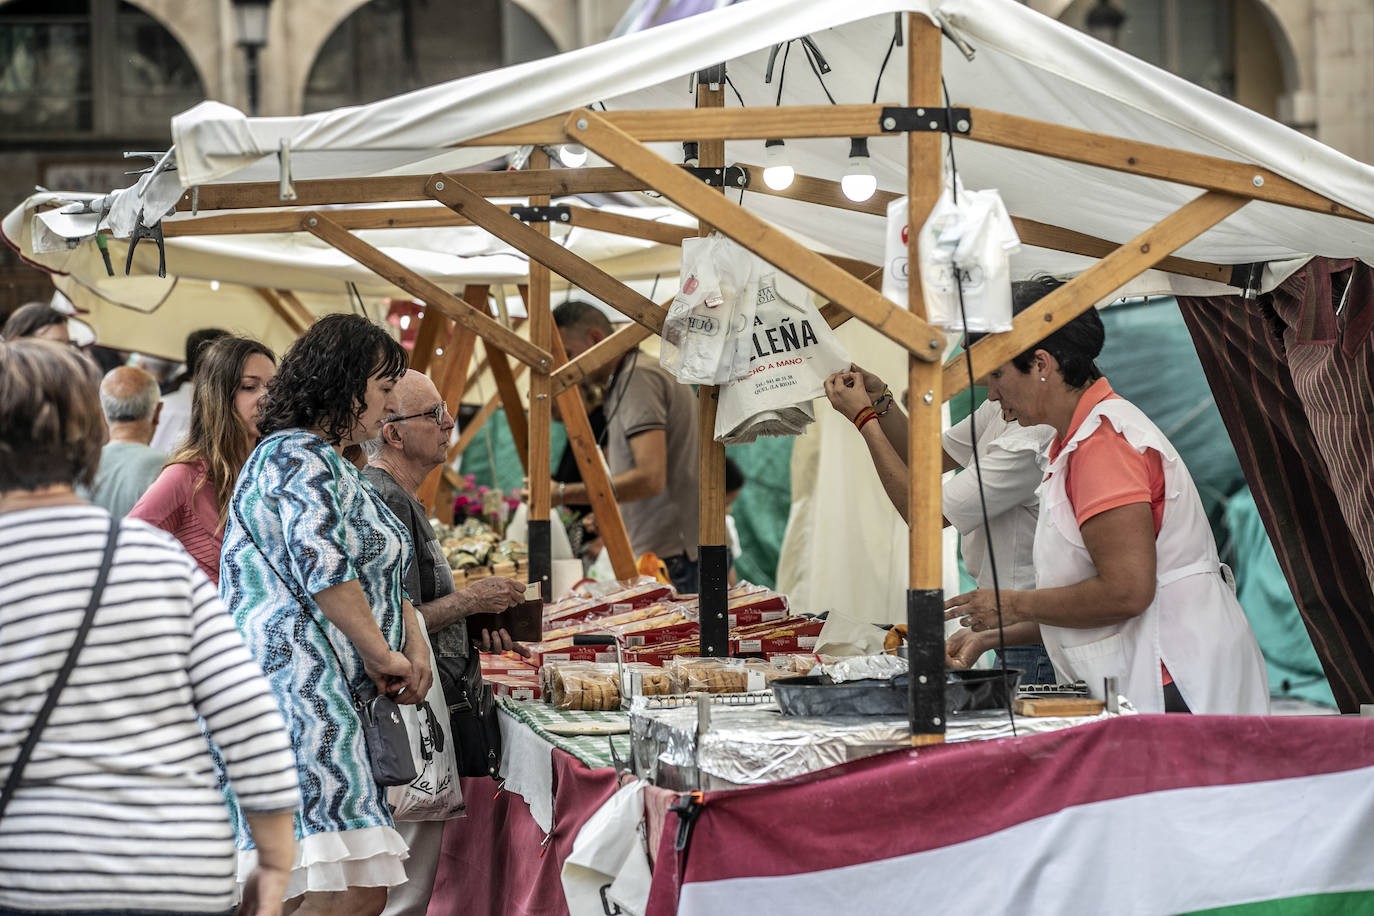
top-left (0, 519), bottom-right (120, 822)
top-left (230, 497), bottom-right (371, 710)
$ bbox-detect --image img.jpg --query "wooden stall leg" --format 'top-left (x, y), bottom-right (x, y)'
top-left (548, 332), bottom-right (638, 581)
top-left (905, 13), bottom-right (946, 744)
top-left (696, 71), bottom-right (729, 654)
top-left (419, 320), bottom-right (477, 513)
top-left (526, 149), bottom-right (555, 601)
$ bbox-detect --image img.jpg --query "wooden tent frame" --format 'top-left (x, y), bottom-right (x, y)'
top-left (147, 14), bottom-right (1372, 740)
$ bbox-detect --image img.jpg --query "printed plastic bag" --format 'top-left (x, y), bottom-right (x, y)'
top-left (387, 625), bottom-right (465, 821)
top-left (714, 264), bottom-right (851, 444)
top-left (915, 180), bottom-right (1021, 332)
top-left (660, 234), bottom-right (756, 385)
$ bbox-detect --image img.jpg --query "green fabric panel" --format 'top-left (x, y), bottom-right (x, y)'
top-left (725, 438), bottom-right (793, 589)
top-left (459, 408), bottom-right (567, 492)
top-left (1225, 488), bottom-right (1337, 707)
top-left (1184, 891), bottom-right (1374, 916)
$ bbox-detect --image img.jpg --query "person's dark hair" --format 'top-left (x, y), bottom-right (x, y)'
top-left (0, 339), bottom-right (104, 491)
top-left (163, 327), bottom-right (231, 393)
top-left (553, 300), bottom-right (612, 335)
top-left (1003, 276), bottom-right (1104, 388)
top-left (2, 302), bottom-right (67, 340)
top-left (258, 314), bottom-right (407, 444)
top-left (724, 457), bottom-right (745, 495)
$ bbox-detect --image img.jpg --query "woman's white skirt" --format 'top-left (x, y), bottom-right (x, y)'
top-left (237, 824), bottom-right (410, 901)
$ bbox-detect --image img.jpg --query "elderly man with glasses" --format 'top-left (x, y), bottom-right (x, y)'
top-left (360, 369), bottom-right (527, 916)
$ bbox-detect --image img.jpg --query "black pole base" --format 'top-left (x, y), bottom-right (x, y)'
top-left (907, 588), bottom-right (946, 738)
top-left (698, 544), bottom-right (729, 658)
top-left (527, 518), bottom-right (552, 602)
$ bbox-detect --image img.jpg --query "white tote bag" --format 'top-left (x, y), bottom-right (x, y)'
top-left (660, 234), bottom-right (756, 385)
top-left (714, 266), bottom-right (851, 444)
top-left (387, 625), bottom-right (465, 821)
top-left (915, 181), bottom-right (1021, 333)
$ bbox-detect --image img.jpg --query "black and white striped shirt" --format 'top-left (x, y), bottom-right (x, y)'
top-left (0, 505), bottom-right (299, 914)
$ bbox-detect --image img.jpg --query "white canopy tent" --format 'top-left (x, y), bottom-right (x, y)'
top-left (10, 0), bottom-right (1374, 633)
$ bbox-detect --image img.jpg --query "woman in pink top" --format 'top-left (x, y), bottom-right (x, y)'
top-left (942, 277), bottom-right (1267, 715)
top-left (130, 337), bottom-right (276, 582)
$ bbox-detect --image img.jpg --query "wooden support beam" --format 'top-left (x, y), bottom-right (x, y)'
top-left (487, 346), bottom-right (530, 475)
top-left (549, 330), bottom-right (638, 581)
top-left (272, 289), bottom-right (315, 329)
top-left (906, 13), bottom-right (947, 746)
top-left (165, 206), bottom-right (476, 236)
top-left (697, 77), bottom-right (727, 646)
top-left (419, 323), bottom-right (477, 513)
top-left (964, 107), bottom-right (1372, 224)
top-left (461, 104), bottom-right (894, 147)
top-left (565, 108), bottom-right (946, 361)
top-left (944, 191), bottom-right (1250, 400)
top-left (564, 206), bottom-right (696, 246)
top-left (463, 317), bottom-right (526, 393)
top-left (181, 168), bottom-right (652, 212)
top-left (526, 148), bottom-right (556, 600)
top-left (301, 212), bottom-right (553, 371)
top-left (739, 164), bottom-right (1233, 284)
top-left (426, 176), bottom-right (669, 336)
top-left (255, 288), bottom-right (308, 335)
top-left (408, 305), bottom-right (447, 375)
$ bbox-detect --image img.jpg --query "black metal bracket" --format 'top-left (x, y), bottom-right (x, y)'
top-left (1229, 262), bottom-right (1265, 300)
top-left (508, 205), bottom-right (571, 224)
top-left (696, 63), bottom-right (726, 86)
top-left (124, 208), bottom-right (166, 279)
top-left (879, 106), bottom-right (973, 135)
top-left (683, 166), bottom-right (750, 189)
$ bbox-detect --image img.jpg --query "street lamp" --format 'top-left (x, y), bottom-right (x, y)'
top-left (1085, 0), bottom-right (1127, 48)
top-left (231, 0), bottom-right (272, 115)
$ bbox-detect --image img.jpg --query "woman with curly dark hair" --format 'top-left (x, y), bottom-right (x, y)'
top-left (219, 314), bottom-right (432, 916)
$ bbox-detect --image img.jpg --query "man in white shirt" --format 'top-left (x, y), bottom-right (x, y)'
top-left (824, 364), bottom-right (1057, 683)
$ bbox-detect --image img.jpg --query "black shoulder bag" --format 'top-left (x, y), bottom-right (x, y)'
top-left (0, 520), bottom-right (120, 821)
top-left (231, 501), bottom-right (416, 787)
top-left (439, 651), bottom-right (503, 779)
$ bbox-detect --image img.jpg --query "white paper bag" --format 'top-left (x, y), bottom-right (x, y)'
top-left (387, 626), bottom-right (465, 821)
top-left (917, 182), bottom-right (1021, 332)
top-left (660, 234), bottom-right (756, 385)
top-left (715, 267), bottom-right (851, 444)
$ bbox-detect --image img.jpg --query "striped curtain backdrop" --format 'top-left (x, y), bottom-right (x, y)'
top-left (1178, 258), bottom-right (1374, 712)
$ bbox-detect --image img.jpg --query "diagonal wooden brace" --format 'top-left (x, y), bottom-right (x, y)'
top-left (564, 108), bottom-right (945, 361)
top-left (426, 176), bottom-right (668, 336)
top-left (300, 213), bottom-right (553, 371)
top-left (943, 190), bottom-right (1250, 400)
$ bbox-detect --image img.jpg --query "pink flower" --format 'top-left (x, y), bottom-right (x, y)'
top-left (463, 474), bottom-right (477, 489)
top-left (476, 485), bottom-right (490, 496)
top-left (505, 496), bottom-right (521, 510)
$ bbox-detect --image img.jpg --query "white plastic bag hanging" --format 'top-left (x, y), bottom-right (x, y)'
top-left (387, 625), bottom-right (465, 821)
top-left (660, 234), bottom-right (756, 385)
top-left (715, 265), bottom-right (851, 444)
top-left (916, 179), bottom-right (1021, 332)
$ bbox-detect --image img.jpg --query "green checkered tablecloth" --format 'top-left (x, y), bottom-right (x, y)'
top-left (498, 697), bottom-right (630, 770)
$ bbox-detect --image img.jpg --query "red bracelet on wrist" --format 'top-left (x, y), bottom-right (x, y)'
top-left (854, 406), bottom-right (878, 431)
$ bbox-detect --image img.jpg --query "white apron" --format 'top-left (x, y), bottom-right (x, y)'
top-left (1034, 398), bottom-right (1269, 715)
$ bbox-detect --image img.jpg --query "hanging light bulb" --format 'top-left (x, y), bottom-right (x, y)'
top-left (841, 137), bottom-right (877, 202)
top-left (558, 144), bottom-right (588, 168)
top-left (761, 139), bottom-right (795, 191)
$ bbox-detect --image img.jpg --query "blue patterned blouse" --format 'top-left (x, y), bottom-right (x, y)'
top-left (219, 428), bottom-right (410, 844)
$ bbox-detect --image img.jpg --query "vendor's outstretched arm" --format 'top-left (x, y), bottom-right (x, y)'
top-left (945, 503), bottom-right (1157, 631)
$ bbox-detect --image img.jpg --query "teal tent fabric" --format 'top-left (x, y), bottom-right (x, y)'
top-left (459, 408), bottom-right (565, 493)
top-left (725, 439), bottom-right (792, 588)
top-left (1225, 488), bottom-right (1338, 707)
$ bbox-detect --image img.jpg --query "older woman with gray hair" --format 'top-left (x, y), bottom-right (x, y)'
top-left (0, 337), bottom-right (299, 915)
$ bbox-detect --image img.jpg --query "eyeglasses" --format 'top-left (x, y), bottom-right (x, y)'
top-left (386, 401), bottom-right (448, 426)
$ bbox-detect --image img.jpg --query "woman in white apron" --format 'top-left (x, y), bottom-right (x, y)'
top-left (943, 279), bottom-right (1268, 715)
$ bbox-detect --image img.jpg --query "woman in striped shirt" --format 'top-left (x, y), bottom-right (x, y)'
top-left (0, 338), bottom-right (300, 916)
top-left (130, 337), bottom-right (277, 584)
